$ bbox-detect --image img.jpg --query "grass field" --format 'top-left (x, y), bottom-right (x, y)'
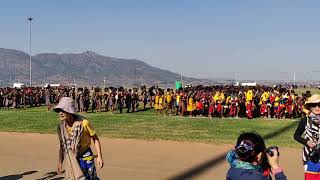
top-left (0, 106), bottom-right (303, 148)
top-left (294, 88), bottom-right (320, 96)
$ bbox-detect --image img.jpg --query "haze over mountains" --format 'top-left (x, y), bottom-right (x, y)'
top-left (0, 48), bottom-right (315, 87)
top-left (0, 48), bottom-right (206, 86)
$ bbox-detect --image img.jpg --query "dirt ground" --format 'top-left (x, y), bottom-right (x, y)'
top-left (0, 132), bottom-right (303, 180)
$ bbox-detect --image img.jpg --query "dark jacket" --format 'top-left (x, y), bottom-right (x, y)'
top-left (226, 167), bottom-right (287, 180)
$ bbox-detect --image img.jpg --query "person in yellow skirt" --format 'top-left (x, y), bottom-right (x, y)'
top-left (154, 90), bottom-right (164, 115)
top-left (175, 90), bottom-right (181, 115)
top-left (214, 90), bottom-right (225, 118)
top-left (187, 93), bottom-right (196, 116)
top-left (165, 88), bottom-right (174, 115)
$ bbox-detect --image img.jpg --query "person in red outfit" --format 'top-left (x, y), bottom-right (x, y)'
top-left (246, 100), bottom-right (254, 119)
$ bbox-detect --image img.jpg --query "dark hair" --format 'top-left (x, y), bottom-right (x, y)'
top-left (306, 91), bottom-right (312, 98)
top-left (72, 114), bottom-right (78, 120)
top-left (235, 132), bottom-right (266, 162)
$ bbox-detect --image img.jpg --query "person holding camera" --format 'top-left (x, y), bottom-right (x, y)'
top-left (226, 132), bottom-right (287, 180)
top-left (294, 94), bottom-right (320, 179)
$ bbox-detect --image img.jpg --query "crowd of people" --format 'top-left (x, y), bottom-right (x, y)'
top-left (0, 84), bottom-right (312, 119)
top-left (153, 85), bottom-right (311, 119)
top-left (3, 84), bottom-right (320, 179)
top-left (226, 93), bottom-right (320, 179)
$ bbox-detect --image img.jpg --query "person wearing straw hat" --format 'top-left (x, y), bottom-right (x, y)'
top-left (54, 97), bottom-right (103, 180)
top-left (294, 94), bottom-right (320, 179)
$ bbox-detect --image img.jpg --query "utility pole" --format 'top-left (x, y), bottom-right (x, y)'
top-left (27, 17), bottom-right (33, 86)
top-left (134, 67), bottom-right (137, 86)
top-left (293, 72), bottom-right (296, 87)
top-left (73, 75), bottom-right (77, 88)
top-left (235, 72), bottom-right (238, 82)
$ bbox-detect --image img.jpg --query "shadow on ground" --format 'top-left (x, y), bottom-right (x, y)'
top-left (0, 171), bottom-right (38, 180)
top-left (35, 171), bottom-right (64, 180)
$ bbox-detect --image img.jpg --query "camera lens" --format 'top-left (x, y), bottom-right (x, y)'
top-left (266, 146), bottom-right (279, 157)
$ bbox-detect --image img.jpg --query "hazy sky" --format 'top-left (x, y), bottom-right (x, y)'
top-left (1, 0), bottom-right (320, 81)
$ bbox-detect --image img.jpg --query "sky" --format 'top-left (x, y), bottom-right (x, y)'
top-left (1, 0), bottom-right (320, 81)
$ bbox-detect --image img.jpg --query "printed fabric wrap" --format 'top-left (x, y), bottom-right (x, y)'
top-left (305, 161), bottom-right (320, 180)
top-left (78, 148), bottom-right (100, 180)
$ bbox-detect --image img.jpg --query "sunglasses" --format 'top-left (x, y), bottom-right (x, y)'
top-left (56, 109), bottom-right (66, 113)
top-left (309, 103), bottom-right (320, 108)
top-left (235, 140), bottom-right (256, 160)
top-left (235, 140), bottom-right (255, 155)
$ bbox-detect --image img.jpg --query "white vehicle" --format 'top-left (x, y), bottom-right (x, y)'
top-left (185, 84), bottom-right (192, 88)
top-left (233, 82), bottom-right (257, 87)
top-left (44, 83), bottom-right (61, 88)
top-left (233, 82), bottom-right (240, 86)
top-left (13, 83), bottom-right (26, 89)
top-left (241, 82), bottom-right (257, 87)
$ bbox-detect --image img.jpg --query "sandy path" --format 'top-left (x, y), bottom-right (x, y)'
top-left (0, 132), bottom-right (303, 180)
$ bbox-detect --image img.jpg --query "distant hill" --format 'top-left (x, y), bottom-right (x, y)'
top-left (0, 48), bottom-right (205, 86)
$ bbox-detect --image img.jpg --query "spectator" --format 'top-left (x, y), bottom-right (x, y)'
top-left (54, 97), bottom-right (104, 179)
top-left (294, 94), bottom-right (320, 179)
top-left (226, 132), bottom-right (287, 180)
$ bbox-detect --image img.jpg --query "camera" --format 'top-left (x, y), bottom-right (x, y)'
top-left (266, 146), bottom-right (279, 157)
top-left (309, 144), bottom-right (320, 163)
top-left (260, 146), bottom-right (280, 174)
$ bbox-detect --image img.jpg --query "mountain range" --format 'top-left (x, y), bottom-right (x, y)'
top-left (0, 48), bottom-right (203, 87)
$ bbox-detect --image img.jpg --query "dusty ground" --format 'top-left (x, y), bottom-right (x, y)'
top-left (0, 132), bottom-right (303, 180)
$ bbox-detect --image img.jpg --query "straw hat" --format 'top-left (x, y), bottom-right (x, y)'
top-left (53, 97), bottom-right (77, 115)
top-left (304, 94), bottom-right (320, 109)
